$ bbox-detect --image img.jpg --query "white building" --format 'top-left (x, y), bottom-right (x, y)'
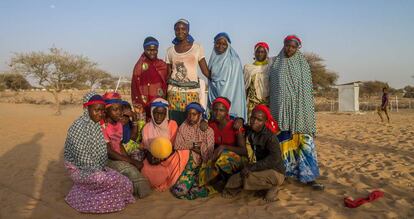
top-left (335, 81), bottom-right (361, 112)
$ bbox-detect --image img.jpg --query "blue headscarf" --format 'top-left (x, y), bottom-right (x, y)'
top-left (208, 32), bottom-right (247, 121)
top-left (172, 19), bottom-right (195, 45)
top-left (185, 102), bottom-right (207, 120)
top-left (214, 32), bottom-right (231, 44)
top-left (143, 36), bottom-right (159, 49)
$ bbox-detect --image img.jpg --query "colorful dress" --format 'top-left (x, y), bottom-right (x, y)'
top-left (140, 98), bottom-right (189, 191)
top-left (269, 44), bottom-right (320, 183)
top-left (131, 53), bottom-right (168, 118)
top-left (200, 120), bottom-right (247, 185)
top-left (244, 60), bottom-right (270, 119)
top-left (165, 43), bottom-right (206, 125)
top-left (63, 92), bottom-right (134, 213)
top-left (171, 117), bottom-right (215, 199)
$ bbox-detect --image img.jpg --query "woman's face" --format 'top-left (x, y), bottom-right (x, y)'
top-left (144, 45), bottom-right (158, 60)
top-left (186, 108), bottom-right (201, 125)
top-left (174, 22), bottom-right (188, 42)
top-left (250, 110), bottom-right (266, 132)
top-left (88, 103), bottom-right (105, 123)
top-left (153, 107), bottom-right (167, 125)
top-left (212, 102), bottom-right (228, 121)
top-left (106, 103), bottom-right (122, 122)
top-left (254, 46), bottom-right (268, 62)
top-left (284, 40), bottom-right (299, 58)
top-left (214, 38), bottom-right (228, 55)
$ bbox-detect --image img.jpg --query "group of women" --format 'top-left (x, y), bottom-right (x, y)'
top-left (63, 18), bottom-right (323, 214)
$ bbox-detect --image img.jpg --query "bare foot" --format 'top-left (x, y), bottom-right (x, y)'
top-left (222, 188), bottom-right (240, 199)
top-left (264, 187), bottom-right (279, 202)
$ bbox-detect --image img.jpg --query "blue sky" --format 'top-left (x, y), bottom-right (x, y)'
top-left (1, 0), bottom-right (413, 88)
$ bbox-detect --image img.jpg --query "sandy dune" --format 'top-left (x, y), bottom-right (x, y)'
top-left (0, 103), bottom-right (413, 219)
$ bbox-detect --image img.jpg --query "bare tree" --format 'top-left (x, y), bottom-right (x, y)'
top-left (83, 67), bottom-right (114, 90)
top-left (10, 47), bottom-right (92, 115)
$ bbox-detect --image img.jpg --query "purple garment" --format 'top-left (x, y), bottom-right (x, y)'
top-left (382, 93), bottom-right (388, 107)
top-left (65, 162), bottom-right (135, 213)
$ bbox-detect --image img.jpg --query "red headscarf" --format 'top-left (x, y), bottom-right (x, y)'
top-left (284, 35), bottom-right (302, 47)
top-left (212, 97), bottom-right (231, 119)
top-left (252, 104), bottom-right (280, 134)
top-left (254, 42), bottom-right (269, 54)
top-left (102, 92), bottom-right (123, 108)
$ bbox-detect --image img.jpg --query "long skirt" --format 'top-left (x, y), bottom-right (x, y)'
top-left (170, 154), bottom-right (213, 200)
top-left (277, 131), bottom-right (320, 183)
top-left (199, 150), bottom-right (247, 187)
top-left (167, 90), bottom-right (199, 125)
top-left (141, 150), bottom-right (189, 192)
top-left (64, 162), bottom-right (135, 213)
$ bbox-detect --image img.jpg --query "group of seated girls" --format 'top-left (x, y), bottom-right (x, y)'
top-left (63, 91), bottom-right (285, 214)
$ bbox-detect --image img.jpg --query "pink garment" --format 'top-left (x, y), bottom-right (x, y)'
top-left (103, 121), bottom-right (123, 154)
top-left (142, 120), bottom-right (178, 149)
top-left (174, 120), bottom-right (215, 166)
top-left (64, 162), bottom-right (135, 213)
top-left (141, 150), bottom-right (189, 192)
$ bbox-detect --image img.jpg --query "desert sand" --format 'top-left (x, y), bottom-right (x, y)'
top-left (0, 103), bottom-right (413, 219)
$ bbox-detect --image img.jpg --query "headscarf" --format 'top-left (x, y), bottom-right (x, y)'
top-left (208, 33), bottom-right (247, 120)
top-left (211, 97), bottom-right (231, 120)
top-left (143, 36), bottom-right (159, 49)
top-left (185, 102), bottom-right (207, 120)
top-left (103, 92), bottom-right (123, 108)
top-left (172, 18), bottom-right (195, 45)
top-left (175, 103), bottom-right (214, 165)
top-left (214, 32), bottom-right (231, 44)
top-left (64, 92), bottom-right (108, 174)
top-left (284, 35), bottom-right (302, 48)
top-left (253, 42), bottom-right (270, 66)
top-left (82, 94), bottom-right (105, 108)
top-left (269, 35), bottom-right (316, 135)
top-left (142, 98), bottom-right (171, 148)
top-left (252, 104), bottom-right (280, 134)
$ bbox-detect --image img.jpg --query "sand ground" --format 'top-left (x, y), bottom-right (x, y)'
top-left (0, 103), bottom-right (413, 219)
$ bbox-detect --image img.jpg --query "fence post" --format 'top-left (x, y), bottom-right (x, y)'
top-left (395, 96), bottom-right (399, 112)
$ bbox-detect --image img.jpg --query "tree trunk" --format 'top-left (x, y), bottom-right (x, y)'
top-left (51, 90), bottom-right (61, 115)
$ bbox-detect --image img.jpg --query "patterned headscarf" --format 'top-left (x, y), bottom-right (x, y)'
top-left (64, 92), bottom-right (108, 174)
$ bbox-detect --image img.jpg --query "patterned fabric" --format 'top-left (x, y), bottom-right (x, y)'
top-left (244, 61), bottom-right (270, 119)
top-left (277, 131), bottom-right (320, 183)
top-left (171, 154), bottom-right (215, 200)
top-left (168, 90), bottom-right (200, 112)
top-left (269, 50), bottom-right (316, 135)
top-left (199, 150), bottom-right (247, 186)
top-left (64, 162), bottom-right (135, 213)
top-left (64, 92), bottom-right (107, 174)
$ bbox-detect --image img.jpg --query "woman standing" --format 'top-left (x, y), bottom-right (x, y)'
top-left (64, 92), bottom-right (135, 213)
top-left (208, 32), bottom-right (247, 121)
top-left (244, 42), bottom-right (271, 119)
top-left (166, 19), bottom-right (210, 125)
top-left (269, 35), bottom-right (323, 189)
top-left (131, 37), bottom-right (168, 119)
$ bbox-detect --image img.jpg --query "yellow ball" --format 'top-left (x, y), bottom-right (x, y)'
top-left (150, 137), bottom-right (173, 159)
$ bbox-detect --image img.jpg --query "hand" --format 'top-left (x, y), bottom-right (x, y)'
top-left (240, 167), bottom-right (250, 178)
top-left (233, 118), bottom-right (244, 131)
top-left (192, 142), bottom-right (202, 154)
top-left (212, 145), bottom-right (226, 161)
top-left (200, 120), bottom-right (208, 132)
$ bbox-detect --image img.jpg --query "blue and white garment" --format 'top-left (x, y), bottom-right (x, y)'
top-left (207, 32), bottom-right (247, 121)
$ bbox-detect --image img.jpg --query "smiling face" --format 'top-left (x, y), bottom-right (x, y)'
top-left (152, 107), bottom-right (167, 125)
top-left (88, 103), bottom-right (105, 123)
top-left (144, 45), bottom-right (158, 60)
top-left (174, 22), bottom-right (189, 42)
top-left (284, 40), bottom-right (299, 58)
top-left (250, 110), bottom-right (266, 132)
top-left (214, 37), bottom-right (228, 55)
top-left (255, 46), bottom-right (268, 62)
